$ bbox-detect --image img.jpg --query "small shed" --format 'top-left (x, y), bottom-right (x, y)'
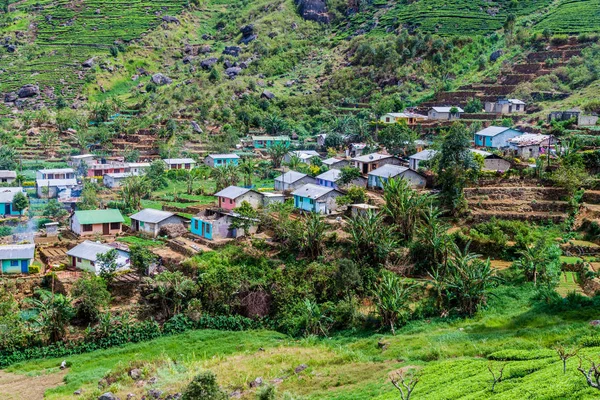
top-left (367, 165), bottom-right (426, 189)
top-left (103, 172), bottom-right (133, 188)
top-left (0, 244), bottom-right (35, 274)
top-left (274, 171), bottom-right (316, 192)
top-left (66, 241), bottom-right (130, 274)
top-left (130, 208), bottom-right (185, 238)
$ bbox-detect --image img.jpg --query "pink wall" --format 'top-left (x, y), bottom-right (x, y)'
top-left (79, 223), bottom-right (121, 236)
top-left (218, 196), bottom-right (236, 211)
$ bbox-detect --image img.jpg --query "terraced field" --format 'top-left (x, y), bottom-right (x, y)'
top-left (535, 0), bottom-right (600, 34)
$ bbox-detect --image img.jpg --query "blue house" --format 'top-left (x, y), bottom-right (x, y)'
top-left (474, 126), bottom-right (522, 148)
top-left (0, 244), bottom-right (35, 274)
top-left (204, 154), bottom-right (240, 168)
top-left (191, 210), bottom-right (258, 240)
top-left (316, 169), bottom-right (366, 189)
top-left (0, 187), bottom-right (26, 216)
top-left (252, 135), bottom-right (291, 149)
top-left (291, 184), bottom-right (343, 215)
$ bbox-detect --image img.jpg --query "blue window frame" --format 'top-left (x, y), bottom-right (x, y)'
top-left (10, 260), bottom-right (18, 267)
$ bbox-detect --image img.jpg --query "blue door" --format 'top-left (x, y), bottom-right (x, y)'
top-left (20, 260), bottom-right (28, 274)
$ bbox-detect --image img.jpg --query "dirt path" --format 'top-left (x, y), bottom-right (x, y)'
top-left (0, 369), bottom-right (67, 400)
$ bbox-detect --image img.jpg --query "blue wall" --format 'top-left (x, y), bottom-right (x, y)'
top-left (294, 195), bottom-right (316, 212)
top-left (190, 217), bottom-right (213, 240)
top-left (214, 158), bottom-right (239, 167)
top-left (475, 129), bottom-right (521, 148)
top-left (316, 178), bottom-right (337, 189)
top-left (1, 259), bottom-right (29, 274)
top-left (0, 202), bottom-right (22, 216)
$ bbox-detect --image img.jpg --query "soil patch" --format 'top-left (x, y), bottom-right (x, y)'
top-left (0, 369), bottom-right (67, 399)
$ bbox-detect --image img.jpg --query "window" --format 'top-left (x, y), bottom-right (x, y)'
top-left (10, 260), bottom-right (18, 267)
top-left (82, 224), bottom-right (93, 232)
top-left (194, 220), bottom-right (199, 230)
top-left (206, 225), bottom-right (211, 234)
top-left (230, 198), bottom-right (233, 204)
top-left (110, 222), bottom-right (120, 230)
top-left (140, 221), bottom-right (145, 227)
top-left (385, 117), bottom-right (390, 123)
top-left (309, 199), bottom-right (314, 205)
top-left (77, 258), bottom-right (81, 263)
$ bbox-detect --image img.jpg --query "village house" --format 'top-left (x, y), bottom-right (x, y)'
top-left (474, 126), bottom-right (522, 149)
top-left (35, 168), bottom-right (78, 198)
top-left (69, 154), bottom-right (96, 167)
top-left (322, 157), bottom-right (350, 169)
top-left (428, 106), bottom-right (464, 120)
top-left (352, 153), bottom-right (402, 175)
top-left (0, 187), bottom-right (26, 216)
top-left (548, 110), bottom-right (599, 127)
top-left (380, 112), bottom-right (428, 125)
top-left (204, 154), bottom-right (240, 168)
top-left (347, 143), bottom-right (367, 158)
top-left (367, 165), bottom-right (426, 189)
top-left (215, 186), bottom-right (263, 211)
top-left (409, 149), bottom-right (437, 170)
top-left (485, 98), bottom-right (526, 114)
top-left (0, 244), bottom-right (35, 274)
top-left (103, 172), bottom-right (133, 189)
top-left (469, 149), bottom-right (512, 171)
top-left (190, 209), bottom-right (258, 241)
top-left (316, 169), bottom-right (366, 189)
top-left (66, 241), bottom-right (130, 274)
top-left (351, 204), bottom-right (379, 217)
top-left (291, 184), bottom-right (343, 214)
top-left (0, 171), bottom-right (16, 184)
top-left (262, 192), bottom-right (286, 206)
top-left (274, 171), bottom-right (316, 192)
top-left (128, 162), bottom-right (151, 175)
top-left (508, 134), bottom-right (558, 159)
top-left (70, 154), bottom-right (130, 178)
top-left (70, 209), bottom-right (124, 236)
top-left (283, 150), bottom-right (321, 164)
top-left (162, 158), bottom-right (197, 170)
top-left (129, 208), bottom-right (185, 238)
top-left (252, 135), bottom-right (291, 149)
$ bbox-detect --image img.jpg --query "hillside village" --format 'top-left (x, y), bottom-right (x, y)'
top-left (2, 0), bottom-right (600, 399)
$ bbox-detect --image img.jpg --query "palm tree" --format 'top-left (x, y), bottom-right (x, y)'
top-left (211, 167), bottom-right (229, 191)
top-left (121, 175), bottom-right (151, 210)
top-left (262, 114), bottom-right (288, 135)
top-left (302, 212), bottom-right (329, 259)
top-left (372, 272), bottom-right (417, 335)
top-left (382, 177), bottom-right (432, 243)
top-left (346, 210), bottom-right (397, 266)
top-left (286, 154), bottom-right (303, 171)
top-left (268, 142), bottom-right (291, 168)
top-left (224, 164), bottom-right (240, 187)
top-left (238, 159), bottom-right (256, 187)
top-left (26, 289), bottom-right (74, 344)
top-left (186, 167), bottom-right (203, 195)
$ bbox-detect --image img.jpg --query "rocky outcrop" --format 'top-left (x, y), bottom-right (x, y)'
top-left (295, 0), bottom-right (330, 24)
top-left (223, 46), bottom-right (241, 57)
top-left (200, 57), bottom-right (218, 70)
top-left (17, 84), bottom-right (39, 98)
top-left (151, 73), bottom-right (172, 86)
top-left (239, 24), bottom-right (257, 45)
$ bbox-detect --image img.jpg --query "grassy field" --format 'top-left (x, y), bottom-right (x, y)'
top-left (6, 285), bottom-right (600, 399)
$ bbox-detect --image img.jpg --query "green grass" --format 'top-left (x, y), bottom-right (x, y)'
top-left (9, 285), bottom-right (600, 399)
top-left (116, 236), bottom-right (165, 248)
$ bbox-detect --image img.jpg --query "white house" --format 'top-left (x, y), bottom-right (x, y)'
top-left (474, 126), bottom-right (522, 149)
top-left (380, 112), bottom-right (428, 125)
top-left (128, 162), bottom-right (151, 175)
top-left (66, 241), bottom-right (130, 274)
top-left (283, 150), bottom-right (321, 164)
top-left (274, 171), bottom-right (316, 192)
top-left (162, 158), bottom-right (197, 170)
top-left (428, 107), bottom-right (464, 120)
top-left (0, 171), bottom-right (16, 184)
top-left (35, 168), bottom-right (77, 198)
top-left (103, 172), bottom-right (133, 189)
top-left (352, 153), bottom-right (401, 175)
top-left (485, 99), bottom-right (526, 114)
top-left (409, 150), bottom-right (437, 170)
top-left (508, 134), bottom-right (558, 159)
top-left (129, 208), bottom-right (185, 237)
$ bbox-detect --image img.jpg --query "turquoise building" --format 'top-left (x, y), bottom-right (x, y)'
top-left (252, 135), bottom-right (291, 149)
top-left (0, 187), bottom-right (26, 216)
top-left (0, 244), bottom-right (35, 274)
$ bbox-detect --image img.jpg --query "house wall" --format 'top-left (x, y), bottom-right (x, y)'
top-left (428, 110), bottom-right (460, 120)
top-left (70, 256), bottom-right (95, 273)
top-left (205, 157), bottom-right (239, 168)
top-left (191, 217), bottom-right (215, 240)
top-left (355, 157), bottom-right (401, 175)
top-left (579, 115), bottom-right (599, 126)
top-left (36, 185), bottom-right (58, 198)
top-left (103, 175), bottom-right (125, 188)
top-left (1, 258), bottom-right (30, 274)
top-left (368, 170), bottom-right (426, 189)
top-left (274, 176), bottom-right (315, 192)
top-left (483, 158), bottom-right (511, 171)
top-left (0, 177), bottom-right (15, 184)
top-left (294, 195), bottom-right (317, 212)
top-left (316, 178), bottom-right (337, 189)
top-left (166, 162), bottom-right (195, 170)
top-left (295, 193), bottom-right (341, 214)
top-left (0, 202), bottom-right (22, 216)
top-left (475, 129), bottom-right (521, 149)
top-left (237, 191), bottom-right (263, 209)
top-left (71, 215), bottom-right (121, 236)
top-left (253, 139), bottom-right (290, 149)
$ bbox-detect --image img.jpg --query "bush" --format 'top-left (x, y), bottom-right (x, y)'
top-left (182, 370), bottom-right (227, 400)
top-left (28, 263), bottom-right (41, 274)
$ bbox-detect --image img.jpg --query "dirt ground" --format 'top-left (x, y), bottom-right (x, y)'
top-left (0, 369), bottom-right (66, 399)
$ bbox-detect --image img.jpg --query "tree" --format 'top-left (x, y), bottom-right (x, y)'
top-left (238, 158), bottom-right (256, 187)
top-left (378, 121), bottom-right (418, 156)
top-left (186, 168), bottom-right (203, 195)
top-left (262, 114), bottom-right (288, 135)
top-left (324, 133), bottom-right (344, 150)
top-left (12, 192), bottom-right (28, 214)
top-left (338, 167), bottom-right (362, 186)
top-left (144, 271), bottom-right (198, 318)
top-left (512, 239), bottom-right (561, 287)
top-left (464, 98), bottom-right (483, 113)
top-left (346, 210), bottom-right (398, 266)
top-left (487, 363), bottom-right (505, 393)
top-left (0, 146), bottom-right (17, 170)
top-left (97, 249), bottom-right (119, 284)
top-left (224, 164), bottom-right (240, 187)
top-left (130, 244), bottom-right (158, 276)
top-left (230, 201), bottom-right (258, 236)
top-left (551, 163), bottom-right (590, 196)
top-left (302, 212), bottom-right (329, 259)
top-left (390, 369), bottom-right (419, 400)
top-left (373, 271), bottom-right (416, 334)
top-left (267, 142), bottom-right (290, 168)
top-left (39, 130), bottom-right (59, 154)
top-left (71, 275), bottom-right (111, 322)
top-left (146, 160), bottom-right (168, 189)
top-left (26, 289), bottom-right (74, 343)
top-left (43, 199), bottom-right (68, 219)
top-left (382, 178), bottom-right (431, 243)
top-left (182, 370), bottom-right (227, 400)
top-left (555, 344), bottom-right (578, 374)
top-left (211, 167), bottom-right (229, 192)
top-left (0, 288), bottom-right (31, 351)
top-left (78, 183), bottom-right (99, 210)
top-left (435, 123), bottom-right (480, 215)
top-left (286, 154), bottom-right (303, 171)
top-left (578, 357), bottom-right (600, 391)
top-left (411, 205), bottom-right (452, 274)
top-left (337, 185), bottom-right (368, 205)
top-left (121, 175), bottom-right (151, 210)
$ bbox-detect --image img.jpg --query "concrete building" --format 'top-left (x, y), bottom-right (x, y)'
top-left (322, 157), bottom-right (350, 169)
top-left (291, 184), bottom-right (343, 214)
top-left (103, 172), bottom-right (133, 189)
top-left (485, 98), bottom-right (526, 114)
top-left (474, 126), bottom-right (522, 148)
top-left (204, 154), bottom-right (240, 168)
top-left (162, 158), bottom-right (197, 170)
top-left (214, 186), bottom-right (263, 211)
top-left (508, 134), bottom-right (558, 159)
top-left (252, 136), bottom-right (291, 149)
top-left (190, 209), bottom-right (258, 241)
top-left (129, 208), bottom-right (185, 238)
top-left (367, 165), bottom-right (426, 189)
top-left (0, 187), bottom-right (26, 216)
top-left (470, 149), bottom-right (512, 171)
top-left (0, 244), bottom-right (35, 274)
top-left (283, 150), bottom-right (321, 164)
top-left (274, 171), bottom-right (316, 192)
top-left (352, 153), bottom-right (402, 175)
top-left (70, 209), bottom-right (124, 236)
top-left (408, 150), bottom-right (437, 170)
top-left (428, 106), bottom-right (464, 120)
top-left (67, 241), bottom-right (130, 274)
top-left (0, 171), bottom-right (16, 184)
top-left (316, 169), bottom-right (366, 189)
top-left (35, 168), bottom-right (77, 198)
top-left (380, 112), bottom-right (428, 125)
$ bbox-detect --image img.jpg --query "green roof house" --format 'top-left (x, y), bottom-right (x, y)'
top-left (70, 209), bottom-right (124, 236)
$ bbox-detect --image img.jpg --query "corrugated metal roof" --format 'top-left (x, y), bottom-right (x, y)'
top-left (508, 134), bottom-right (551, 146)
top-left (386, 112), bottom-right (427, 119)
top-left (0, 244), bottom-right (34, 260)
top-left (163, 158), bottom-right (196, 165)
top-left (322, 157), bottom-right (346, 166)
top-left (475, 126), bottom-right (512, 137)
top-left (36, 178), bottom-right (78, 187)
top-left (0, 187), bottom-right (24, 204)
top-left (130, 208), bottom-right (175, 223)
top-left (207, 154), bottom-right (240, 159)
top-left (128, 162), bottom-right (151, 168)
top-left (409, 150), bottom-right (437, 161)
top-left (214, 186), bottom-right (253, 199)
top-left (104, 173), bottom-right (133, 179)
top-left (0, 170), bottom-right (16, 179)
top-left (352, 153), bottom-right (395, 163)
top-left (38, 168), bottom-right (74, 174)
top-left (316, 169), bottom-right (342, 182)
top-left (291, 183), bottom-right (339, 199)
top-left (74, 209), bottom-right (124, 225)
top-left (470, 149), bottom-right (492, 157)
top-left (274, 171), bottom-right (308, 183)
top-left (431, 106), bottom-right (464, 113)
top-left (508, 99), bottom-right (526, 105)
top-left (368, 164), bottom-right (410, 178)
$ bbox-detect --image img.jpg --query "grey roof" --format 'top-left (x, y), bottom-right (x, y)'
top-left (475, 126), bottom-right (513, 137)
top-left (163, 158), bottom-right (196, 164)
top-left (291, 183), bottom-right (340, 199)
top-left (508, 99), bottom-right (526, 105)
top-left (0, 244), bottom-right (35, 260)
top-left (289, 150), bottom-right (320, 160)
top-left (368, 164), bottom-right (410, 178)
top-left (386, 112), bottom-right (427, 118)
top-left (214, 185), bottom-right (253, 199)
top-left (275, 171), bottom-right (308, 184)
top-left (431, 106), bottom-right (464, 113)
top-left (316, 169), bottom-right (342, 182)
top-left (39, 168), bottom-right (74, 174)
top-left (130, 208), bottom-right (175, 223)
top-left (66, 241), bottom-right (118, 262)
top-left (322, 157), bottom-right (346, 166)
top-left (71, 154), bottom-right (95, 159)
top-left (36, 178), bottom-right (78, 187)
top-left (352, 153), bottom-right (395, 163)
top-left (0, 187), bottom-right (23, 203)
top-left (128, 162), bottom-right (151, 168)
top-left (0, 171), bottom-right (16, 179)
top-left (409, 150), bottom-right (437, 161)
top-left (207, 154), bottom-right (240, 159)
top-left (104, 173), bottom-right (133, 179)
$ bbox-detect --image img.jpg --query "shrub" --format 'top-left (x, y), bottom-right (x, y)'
top-left (182, 370), bottom-right (227, 400)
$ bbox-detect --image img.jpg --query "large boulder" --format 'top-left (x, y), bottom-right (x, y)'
top-left (295, 0), bottom-right (330, 24)
top-left (161, 16), bottom-right (180, 24)
top-left (240, 24), bottom-right (257, 45)
top-left (4, 92), bottom-right (17, 102)
top-left (5, 44), bottom-right (16, 53)
top-left (261, 90), bottom-right (275, 100)
top-left (223, 46), bottom-right (241, 57)
top-left (98, 393), bottom-right (118, 400)
top-left (191, 121), bottom-right (203, 133)
top-left (225, 67), bottom-right (242, 79)
top-left (198, 45), bottom-right (212, 54)
top-left (200, 57), bottom-right (218, 70)
top-left (151, 73), bottom-right (172, 86)
top-left (82, 58), bottom-right (94, 68)
top-left (17, 84), bottom-right (39, 98)
top-left (490, 49), bottom-right (504, 62)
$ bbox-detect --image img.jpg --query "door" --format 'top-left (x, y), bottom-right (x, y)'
top-left (4, 204), bottom-right (10, 215)
top-left (72, 257), bottom-right (76, 268)
top-left (20, 260), bottom-right (28, 274)
top-left (362, 163), bottom-right (368, 174)
top-left (103, 223), bottom-right (109, 235)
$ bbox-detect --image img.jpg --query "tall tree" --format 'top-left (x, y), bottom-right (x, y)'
top-left (435, 123), bottom-right (480, 216)
top-left (267, 142), bottom-right (290, 168)
top-left (382, 177), bottom-right (432, 242)
top-left (121, 175), bottom-right (151, 210)
top-left (185, 168), bottom-right (203, 195)
top-left (378, 121), bottom-right (418, 156)
top-left (238, 158), bottom-right (256, 187)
